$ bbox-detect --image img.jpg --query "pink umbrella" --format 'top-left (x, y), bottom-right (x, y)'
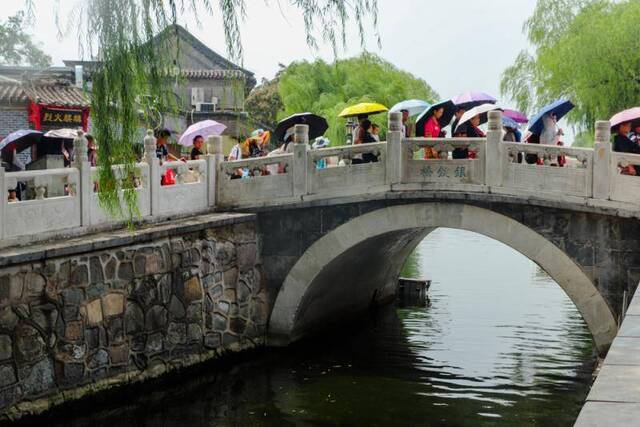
top-left (503, 109), bottom-right (529, 124)
top-left (453, 91), bottom-right (497, 109)
top-left (178, 120), bottom-right (226, 146)
top-left (610, 107), bottom-right (640, 129)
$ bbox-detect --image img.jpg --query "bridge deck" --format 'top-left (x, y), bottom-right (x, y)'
top-left (575, 286), bottom-right (640, 426)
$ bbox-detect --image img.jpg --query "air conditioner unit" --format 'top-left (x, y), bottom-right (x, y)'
top-left (195, 102), bottom-right (216, 112)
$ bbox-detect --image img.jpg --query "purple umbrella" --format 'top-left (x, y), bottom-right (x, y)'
top-left (178, 120), bottom-right (226, 146)
top-left (503, 109), bottom-right (529, 124)
top-left (453, 91), bottom-right (497, 110)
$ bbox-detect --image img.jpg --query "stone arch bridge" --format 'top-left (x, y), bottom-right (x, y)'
top-left (1, 112), bottom-right (640, 418)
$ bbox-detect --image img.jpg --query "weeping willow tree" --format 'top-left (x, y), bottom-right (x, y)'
top-left (501, 0), bottom-right (640, 144)
top-left (42, 0), bottom-right (379, 220)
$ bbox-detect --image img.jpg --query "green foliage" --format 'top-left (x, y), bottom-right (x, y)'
top-left (0, 11), bottom-right (51, 67)
top-left (278, 53), bottom-right (438, 145)
top-left (501, 0), bottom-right (640, 134)
top-left (246, 73), bottom-right (284, 130)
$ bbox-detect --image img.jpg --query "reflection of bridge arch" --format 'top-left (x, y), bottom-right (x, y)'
top-left (268, 202), bottom-right (617, 355)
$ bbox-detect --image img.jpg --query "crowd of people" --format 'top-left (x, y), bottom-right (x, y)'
top-left (4, 97), bottom-right (640, 202)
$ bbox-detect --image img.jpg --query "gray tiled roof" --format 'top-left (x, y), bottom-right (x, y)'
top-left (179, 69), bottom-right (247, 80)
top-left (0, 83), bottom-right (89, 107)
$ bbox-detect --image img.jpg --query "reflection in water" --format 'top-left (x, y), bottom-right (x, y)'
top-left (31, 228), bottom-right (595, 427)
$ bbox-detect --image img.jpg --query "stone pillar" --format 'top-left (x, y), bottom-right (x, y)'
top-left (0, 165), bottom-right (5, 241)
top-left (386, 111), bottom-right (403, 185)
top-left (144, 130), bottom-right (160, 216)
top-left (73, 130), bottom-right (91, 226)
top-left (485, 110), bottom-right (504, 187)
top-left (207, 135), bottom-right (224, 207)
top-left (593, 120), bottom-right (612, 200)
top-left (293, 124), bottom-right (309, 197)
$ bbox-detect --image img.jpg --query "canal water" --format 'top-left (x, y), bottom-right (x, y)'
top-left (40, 228), bottom-right (595, 427)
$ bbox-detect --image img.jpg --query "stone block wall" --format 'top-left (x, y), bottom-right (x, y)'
top-left (0, 221), bottom-right (268, 420)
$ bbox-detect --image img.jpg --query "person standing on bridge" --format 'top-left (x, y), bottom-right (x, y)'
top-left (613, 121), bottom-right (640, 175)
top-left (422, 107), bottom-right (444, 159)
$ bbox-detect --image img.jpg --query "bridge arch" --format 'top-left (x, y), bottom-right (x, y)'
top-left (268, 202), bottom-right (617, 354)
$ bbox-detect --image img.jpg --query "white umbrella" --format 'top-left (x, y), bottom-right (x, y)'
top-left (390, 99), bottom-right (430, 117)
top-left (44, 128), bottom-right (82, 139)
top-left (455, 103), bottom-right (502, 133)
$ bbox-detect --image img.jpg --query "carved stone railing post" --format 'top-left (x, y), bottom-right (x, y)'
top-left (0, 165), bottom-right (5, 240)
top-left (386, 111), bottom-right (403, 185)
top-left (74, 130), bottom-right (91, 226)
top-left (485, 110), bottom-right (504, 187)
top-left (293, 124), bottom-right (309, 197)
top-left (593, 120), bottom-right (612, 200)
top-left (144, 129), bottom-right (160, 216)
top-left (207, 135), bottom-right (223, 207)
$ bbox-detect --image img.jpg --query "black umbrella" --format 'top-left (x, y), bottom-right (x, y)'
top-left (274, 113), bottom-right (329, 142)
top-left (0, 129), bottom-right (42, 153)
top-left (415, 100), bottom-right (456, 137)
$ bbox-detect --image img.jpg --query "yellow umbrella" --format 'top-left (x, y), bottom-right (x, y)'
top-left (338, 102), bottom-right (389, 118)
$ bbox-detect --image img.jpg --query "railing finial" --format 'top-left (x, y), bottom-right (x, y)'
top-left (73, 129), bottom-right (88, 167)
top-left (208, 135), bottom-right (223, 155)
top-left (294, 124), bottom-right (309, 145)
top-left (388, 111), bottom-right (402, 132)
top-left (595, 120), bottom-right (611, 144)
top-left (144, 129), bottom-right (157, 163)
top-left (487, 110), bottom-right (502, 132)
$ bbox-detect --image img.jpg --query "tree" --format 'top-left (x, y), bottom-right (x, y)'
top-left (0, 11), bottom-right (51, 67)
top-left (501, 0), bottom-right (640, 142)
top-left (42, 0), bottom-right (379, 220)
top-left (278, 53), bottom-right (438, 145)
top-left (245, 69), bottom-right (285, 131)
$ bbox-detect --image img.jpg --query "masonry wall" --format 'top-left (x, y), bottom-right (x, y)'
top-left (0, 220), bottom-right (268, 421)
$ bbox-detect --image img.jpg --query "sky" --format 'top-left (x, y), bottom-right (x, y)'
top-left (2, 0), bottom-right (538, 105)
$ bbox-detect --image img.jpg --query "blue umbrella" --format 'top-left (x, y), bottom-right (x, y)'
top-left (528, 99), bottom-right (574, 135)
top-left (415, 100), bottom-right (456, 137)
top-left (0, 129), bottom-right (43, 153)
top-left (390, 99), bottom-right (430, 116)
top-left (502, 116), bottom-right (519, 130)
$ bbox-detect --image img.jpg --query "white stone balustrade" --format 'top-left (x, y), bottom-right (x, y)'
top-left (1, 112), bottom-right (640, 247)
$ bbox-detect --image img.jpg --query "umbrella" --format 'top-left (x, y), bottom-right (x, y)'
top-left (274, 113), bottom-right (328, 142)
top-left (415, 100), bottom-right (457, 137)
top-left (528, 99), bottom-right (574, 135)
top-left (503, 109), bottom-right (528, 124)
top-left (44, 128), bottom-right (81, 139)
top-left (178, 120), bottom-right (226, 146)
top-left (455, 103), bottom-right (502, 133)
top-left (0, 129), bottom-right (42, 153)
top-left (453, 91), bottom-right (497, 110)
top-left (338, 102), bottom-right (388, 118)
top-left (610, 107), bottom-right (640, 129)
top-left (502, 116), bottom-right (520, 130)
top-left (390, 99), bottom-right (430, 116)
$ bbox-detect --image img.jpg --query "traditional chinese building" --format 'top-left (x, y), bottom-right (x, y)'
top-left (0, 66), bottom-right (91, 165)
top-left (64, 24), bottom-right (257, 151)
